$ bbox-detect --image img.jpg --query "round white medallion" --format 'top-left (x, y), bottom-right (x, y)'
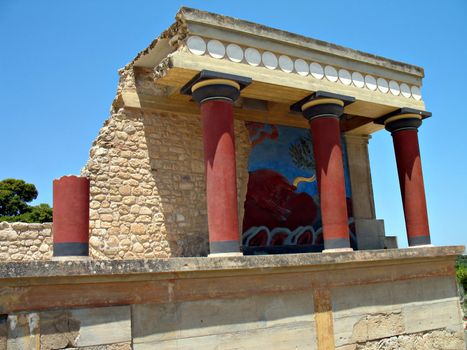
top-left (364, 75), bottom-right (377, 91)
top-left (294, 59), bottom-right (309, 76)
top-left (377, 78), bottom-right (389, 93)
top-left (352, 72), bottom-right (365, 88)
top-left (324, 65), bottom-right (338, 82)
top-left (400, 83), bottom-right (411, 98)
top-left (207, 40), bottom-right (225, 59)
top-left (338, 69), bottom-right (352, 85)
top-left (262, 51), bottom-right (278, 70)
top-left (411, 86), bottom-right (422, 100)
top-left (310, 62), bottom-right (324, 80)
top-left (245, 48), bottom-right (261, 66)
top-left (389, 80), bottom-right (400, 95)
top-left (226, 43), bottom-right (243, 63)
top-left (186, 36), bottom-right (206, 56)
top-left (278, 55), bottom-right (293, 73)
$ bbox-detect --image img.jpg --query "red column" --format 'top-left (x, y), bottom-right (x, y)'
top-left (300, 98), bottom-right (351, 251)
top-left (192, 79), bottom-right (242, 255)
top-left (386, 116), bottom-right (431, 246)
top-left (53, 176), bottom-right (90, 256)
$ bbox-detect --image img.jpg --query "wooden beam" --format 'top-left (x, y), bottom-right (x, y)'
top-left (121, 91), bottom-right (310, 129)
top-left (313, 289), bottom-right (335, 350)
top-left (122, 91), bottom-right (385, 133)
top-left (341, 115), bottom-right (374, 133)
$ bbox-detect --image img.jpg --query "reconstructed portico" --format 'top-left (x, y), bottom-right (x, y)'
top-left (94, 6), bottom-right (434, 256)
top-left (0, 7), bottom-right (464, 350)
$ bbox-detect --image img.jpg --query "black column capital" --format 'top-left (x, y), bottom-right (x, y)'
top-left (180, 70), bottom-right (251, 104)
top-left (375, 108), bottom-right (431, 134)
top-left (290, 91), bottom-right (355, 122)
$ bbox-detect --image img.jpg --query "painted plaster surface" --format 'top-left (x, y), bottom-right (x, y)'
top-left (132, 292), bottom-right (316, 349)
top-left (243, 122), bottom-right (354, 250)
top-left (185, 35), bottom-right (423, 101)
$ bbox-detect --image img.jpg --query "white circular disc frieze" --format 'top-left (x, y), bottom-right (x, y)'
top-left (226, 43), bottom-right (243, 63)
top-left (389, 80), bottom-right (400, 96)
top-left (262, 51), bottom-right (278, 70)
top-left (207, 40), bottom-right (225, 59)
top-left (352, 72), bottom-right (365, 88)
top-left (324, 65), bottom-right (338, 82)
top-left (400, 83), bottom-right (411, 98)
top-left (186, 36), bottom-right (206, 56)
top-left (365, 75), bottom-right (377, 91)
top-left (377, 78), bottom-right (389, 93)
top-left (338, 69), bottom-right (352, 85)
top-left (295, 59), bottom-right (309, 76)
top-left (411, 86), bottom-right (422, 100)
top-left (310, 62), bottom-right (324, 80)
top-left (278, 55), bottom-right (293, 73)
top-left (245, 48), bottom-right (261, 66)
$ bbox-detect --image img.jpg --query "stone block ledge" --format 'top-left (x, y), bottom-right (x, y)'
top-left (0, 246), bottom-right (464, 280)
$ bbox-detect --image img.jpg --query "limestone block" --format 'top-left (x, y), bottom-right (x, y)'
top-left (355, 329), bottom-right (465, 350)
top-left (40, 310), bottom-right (80, 349)
top-left (352, 312), bottom-right (404, 342)
top-left (0, 316), bottom-right (6, 350)
top-left (355, 219), bottom-right (385, 250)
top-left (332, 276), bottom-right (458, 347)
top-left (133, 291), bottom-right (316, 349)
top-left (384, 236), bottom-right (398, 249)
top-left (71, 306), bottom-right (131, 347)
top-left (67, 342), bottom-right (131, 350)
top-left (134, 326), bottom-right (316, 350)
top-left (403, 299), bottom-right (464, 334)
top-left (7, 313), bottom-right (40, 350)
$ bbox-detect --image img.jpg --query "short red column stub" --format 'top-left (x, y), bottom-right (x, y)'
top-left (53, 175), bottom-right (90, 256)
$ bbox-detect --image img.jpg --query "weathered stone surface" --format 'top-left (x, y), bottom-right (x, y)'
top-left (133, 291), bottom-right (316, 349)
top-left (332, 275), bottom-right (463, 347)
top-left (0, 246), bottom-right (463, 279)
top-left (403, 299), bottom-right (463, 334)
top-left (68, 342), bottom-right (131, 350)
top-left (0, 222), bottom-right (52, 261)
top-left (80, 72), bottom-right (251, 259)
top-left (40, 310), bottom-right (80, 349)
top-left (7, 313), bottom-right (40, 350)
top-left (355, 329), bottom-right (465, 350)
top-left (352, 312), bottom-right (404, 342)
top-left (0, 315), bottom-right (6, 350)
top-left (71, 306), bottom-right (131, 347)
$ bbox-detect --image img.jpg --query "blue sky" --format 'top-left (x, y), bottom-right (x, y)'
top-left (1, 1), bottom-right (466, 249)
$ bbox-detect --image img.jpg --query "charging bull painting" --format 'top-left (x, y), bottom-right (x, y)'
top-left (242, 122), bottom-right (355, 252)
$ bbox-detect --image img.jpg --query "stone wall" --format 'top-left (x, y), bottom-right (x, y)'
top-left (0, 222), bottom-right (52, 261)
top-left (0, 248), bottom-right (464, 349)
top-left (82, 107), bottom-right (250, 259)
top-left (79, 65), bottom-right (250, 259)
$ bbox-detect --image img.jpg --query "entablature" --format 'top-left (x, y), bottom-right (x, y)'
top-left (122, 7), bottom-right (427, 135)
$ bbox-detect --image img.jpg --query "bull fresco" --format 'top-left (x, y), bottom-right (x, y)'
top-left (242, 122), bottom-right (355, 252)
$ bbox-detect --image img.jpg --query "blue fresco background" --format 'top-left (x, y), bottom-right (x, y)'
top-left (247, 124), bottom-right (352, 198)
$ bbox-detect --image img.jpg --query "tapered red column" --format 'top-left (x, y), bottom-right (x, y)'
top-left (53, 175), bottom-right (90, 257)
top-left (192, 78), bottom-right (242, 255)
top-left (385, 114), bottom-right (431, 246)
top-left (298, 96), bottom-right (352, 251)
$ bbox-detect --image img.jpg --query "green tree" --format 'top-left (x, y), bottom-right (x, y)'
top-left (456, 256), bottom-right (467, 316)
top-left (0, 179), bottom-right (52, 223)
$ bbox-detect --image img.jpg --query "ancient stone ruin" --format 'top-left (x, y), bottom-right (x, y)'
top-left (0, 7), bottom-right (465, 350)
